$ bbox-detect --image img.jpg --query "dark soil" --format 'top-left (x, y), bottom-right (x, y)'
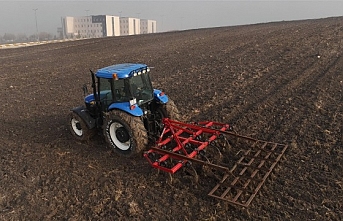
top-left (1, 17), bottom-right (343, 220)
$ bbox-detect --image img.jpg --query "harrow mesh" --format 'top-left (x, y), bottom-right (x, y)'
top-left (208, 140), bottom-right (288, 207)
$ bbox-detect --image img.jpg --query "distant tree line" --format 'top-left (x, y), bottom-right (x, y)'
top-left (0, 32), bottom-right (57, 43)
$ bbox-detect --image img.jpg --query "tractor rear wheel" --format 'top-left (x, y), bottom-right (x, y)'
top-left (68, 112), bottom-right (95, 141)
top-left (103, 110), bottom-right (148, 156)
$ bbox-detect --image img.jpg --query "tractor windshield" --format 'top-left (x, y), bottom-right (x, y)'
top-left (130, 72), bottom-right (154, 105)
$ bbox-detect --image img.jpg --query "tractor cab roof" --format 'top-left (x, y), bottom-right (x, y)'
top-left (95, 63), bottom-right (149, 79)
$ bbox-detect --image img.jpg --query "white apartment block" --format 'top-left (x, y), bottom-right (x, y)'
top-left (62, 15), bottom-right (120, 38)
top-left (62, 15), bottom-right (156, 38)
top-left (120, 17), bottom-right (141, 36)
top-left (140, 19), bottom-right (157, 34)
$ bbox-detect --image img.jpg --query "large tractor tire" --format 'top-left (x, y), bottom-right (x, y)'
top-left (68, 112), bottom-right (96, 141)
top-left (103, 110), bottom-right (148, 156)
top-left (153, 99), bottom-right (182, 136)
top-left (162, 99), bottom-right (181, 120)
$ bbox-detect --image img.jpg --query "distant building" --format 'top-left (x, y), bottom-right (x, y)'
top-left (140, 19), bottom-right (157, 34)
top-left (62, 15), bottom-right (120, 38)
top-left (120, 17), bottom-right (140, 36)
top-left (62, 15), bottom-right (156, 39)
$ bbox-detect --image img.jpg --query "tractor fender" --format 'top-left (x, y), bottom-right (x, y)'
top-left (153, 89), bottom-right (169, 104)
top-left (71, 106), bottom-right (96, 129)
top-left (108, 102), bottom-right (143, 117)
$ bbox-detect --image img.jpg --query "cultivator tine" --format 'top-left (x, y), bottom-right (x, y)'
top-left (143, 118), bottom-right (288, 207)
top-left (184, 162), bottom-right (199, 183)
top-left (149, 147), bottom-right (231, 173)
top-left (222, 135), bottom-right (232, 148)
top-left (209, 141), bottom-right (224, 158)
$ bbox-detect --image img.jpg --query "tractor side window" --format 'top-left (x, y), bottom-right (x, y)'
top-left (113, 79), bottom-right (130, 102)
top-left (98, 78), bottom-right (113, 106)
top-left (142, 72), bottom-right (153, 91)
top-left (99, 78), bottom-right (111, 91)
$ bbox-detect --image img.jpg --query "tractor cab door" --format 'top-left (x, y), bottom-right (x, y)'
top-left (98, 77), bottom-right (133, 111)
top-left (98, 78), bottom-right (114, 111)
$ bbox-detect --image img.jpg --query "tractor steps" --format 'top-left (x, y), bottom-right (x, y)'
top-left (144, 118), bottom-right (288, 207)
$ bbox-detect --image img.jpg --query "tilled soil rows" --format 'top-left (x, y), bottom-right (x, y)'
top-left (1, 17), bottom-right (342, 220)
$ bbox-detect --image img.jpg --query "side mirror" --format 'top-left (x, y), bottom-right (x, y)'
top-left (82, 84), bottom-right (88, 97)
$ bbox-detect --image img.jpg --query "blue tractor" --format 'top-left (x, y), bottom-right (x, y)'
top-left (68, 63), bottom-right (180, 156)
top-left (68, 64), bottom-right (290, 207)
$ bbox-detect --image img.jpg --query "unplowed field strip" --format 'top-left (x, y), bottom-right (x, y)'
top-left (187, 24), bottom-right (329, 122)
top-left (252, 39), bottom-right (343, 219)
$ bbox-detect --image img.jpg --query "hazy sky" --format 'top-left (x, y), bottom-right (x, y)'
top-left (1, 0), bottom-right (343, 36)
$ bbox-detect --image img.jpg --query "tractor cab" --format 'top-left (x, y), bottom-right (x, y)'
top-left (84, 63), bottom-right (162, 116)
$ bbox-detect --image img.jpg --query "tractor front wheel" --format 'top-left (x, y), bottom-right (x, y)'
top-left (159, 99), bottom-right (181, 121)
top-left (153, 99), bottom-right (182, 135)
top-left (103, 110), bottom-right (148, 156)
top-left (68, 112), bottom-right (95, 141)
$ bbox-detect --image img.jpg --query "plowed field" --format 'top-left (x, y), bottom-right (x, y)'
top-left (1, 17), bottom-right (342, 220)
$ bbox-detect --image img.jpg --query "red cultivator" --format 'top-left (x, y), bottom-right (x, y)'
top-left (144, 118), bottom-right (288, 207)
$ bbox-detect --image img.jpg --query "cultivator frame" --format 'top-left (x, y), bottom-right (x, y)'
top-left (144, 118), bottom-right (288, 207)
